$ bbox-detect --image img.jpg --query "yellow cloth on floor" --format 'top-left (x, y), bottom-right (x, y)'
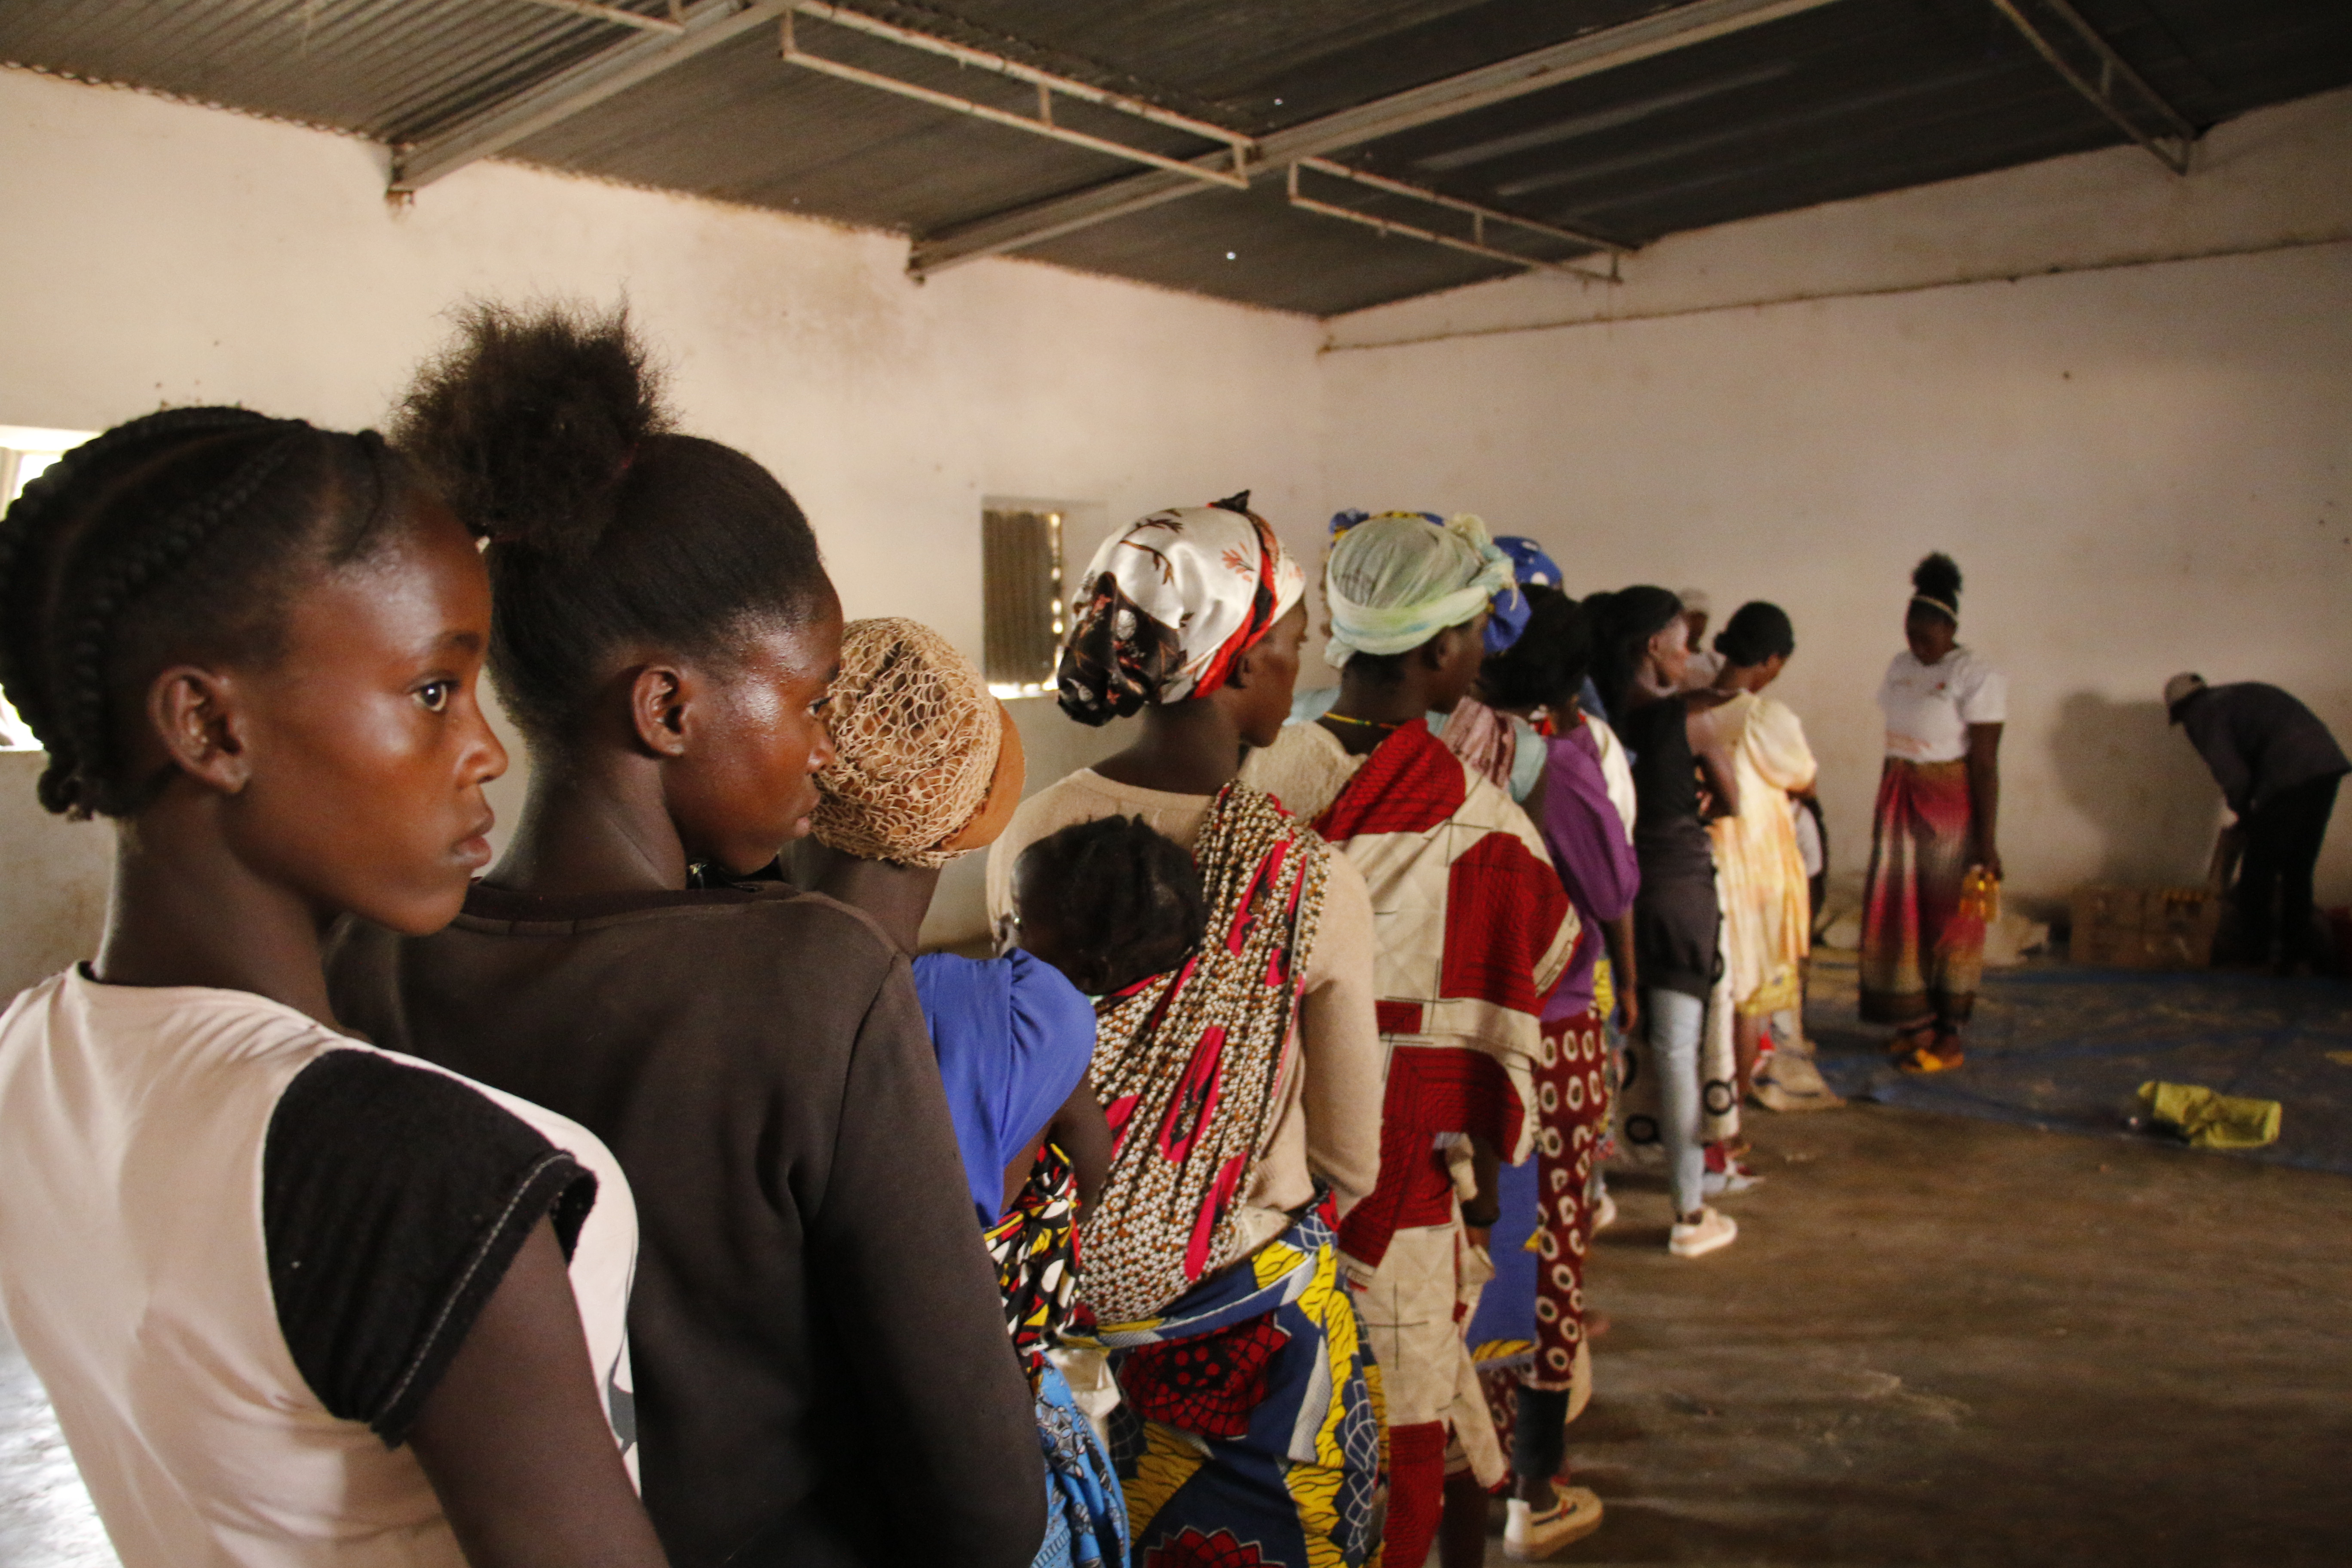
top-left (2136, 1080), bottom-right (2282, 1150)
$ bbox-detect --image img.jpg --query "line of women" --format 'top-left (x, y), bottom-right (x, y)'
top-left (0, 294), bottom-right (2006, 1568)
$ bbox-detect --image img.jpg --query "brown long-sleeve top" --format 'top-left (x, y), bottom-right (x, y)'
top-left (327, 882), bottom-right (1044, 1568)
top-left (985, 769), bottom-right (1384, 1262)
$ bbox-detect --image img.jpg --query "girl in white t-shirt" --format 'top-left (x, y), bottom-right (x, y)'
top-left (1858, 553), bottom-right (2006, 1073)
top-left (0, 410), bottom-right (666, 1568)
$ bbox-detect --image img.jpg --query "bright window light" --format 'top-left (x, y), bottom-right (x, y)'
top-left (981, 506), bottom-right (1069, 698)
top-left (1, 426), bottom-right (100, 751)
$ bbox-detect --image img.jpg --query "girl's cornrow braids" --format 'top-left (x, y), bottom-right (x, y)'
top-left (43, 424), bottom-right (303, 816)
top-left (0, 410), bottom-right (281, 807)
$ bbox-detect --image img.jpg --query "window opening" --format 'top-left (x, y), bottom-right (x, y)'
top-left (982, 506), bottom-right (1066, 698)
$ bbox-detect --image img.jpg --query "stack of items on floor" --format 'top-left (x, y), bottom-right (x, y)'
top-left (2070, 884), bottom-right (2225, 970)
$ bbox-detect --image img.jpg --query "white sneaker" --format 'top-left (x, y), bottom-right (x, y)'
top-left (1668, 1206), bottom-right (1738, 1257)
top-left (1591, 1187), bottom-right (1618, 1232)
top-left (1504, 1486), bottom-right (1604, 1559)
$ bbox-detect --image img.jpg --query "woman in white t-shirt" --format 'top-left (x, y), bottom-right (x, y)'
top-left (0, 410), bottom-right (662, 1568)
top-left (1859, 553), bottom-right (2006, 1073)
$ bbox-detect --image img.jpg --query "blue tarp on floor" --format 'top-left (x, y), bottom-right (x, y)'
top-left (1806, 958), bottom-right (2352, 1175)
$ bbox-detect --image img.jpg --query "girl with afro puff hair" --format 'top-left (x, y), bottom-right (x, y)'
top-left (325, 302), bottom-right (1046, 1568)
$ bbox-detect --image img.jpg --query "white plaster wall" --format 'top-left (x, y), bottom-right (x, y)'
top-left (0, 66), bottom-right (1322, 954)
top-left (1329, 86), bottom-right (2352, 349)
top-left (1319, 240), bottom-right (2352, 914)
top-left (0, 755), bottom-right (115, 1001)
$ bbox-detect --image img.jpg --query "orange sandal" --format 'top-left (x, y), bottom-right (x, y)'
top-left (1894, 1039), bottom-right (1964, 1074)
top-left (1885, 1022), bottom-right (1935, 1064)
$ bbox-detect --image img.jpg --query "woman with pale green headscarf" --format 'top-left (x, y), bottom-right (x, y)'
top-left (1241, 512), bottom-right (1583, 1568)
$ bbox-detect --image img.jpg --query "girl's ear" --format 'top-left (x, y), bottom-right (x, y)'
top-left (1224, 643), bottom-right (1256, 689)
top-left (146, 665), bottom-right (254, 795)
top-left (628, 664), bottom-right (693, 759)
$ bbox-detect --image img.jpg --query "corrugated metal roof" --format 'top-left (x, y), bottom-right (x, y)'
top-left (5, 0), bottom-right (2349, 316)
top-left (506, 16), bottom-right (1221, 235)
top-left (0, 0), bottom-right (638, 141)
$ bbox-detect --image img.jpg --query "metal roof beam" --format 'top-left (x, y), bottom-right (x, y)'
top-left (778, 6), bottom-right (1254, 191)
top-left (1285, 162), bottom-right (1619, 282)
top-left (1989, 0), bottom-right (2198, 175)
top-left (1293, 157), bottom-right (1628, 257)
top-left (906, 0), bottom-right (1850, 277)
top-left (789, 3), bottom-right (1255, 153)
top-left (516, 0), bottom-right (686, 38)
top-left (390, 0), bottom-right (793, 193)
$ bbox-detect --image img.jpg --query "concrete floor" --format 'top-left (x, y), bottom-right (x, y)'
top-left (0, 1320), bottom-right (110, 1568)
top-left (1489, 1100), bottom-right (2352, 1566)
top-left (5, 1100), bottom-right (2351, 1567)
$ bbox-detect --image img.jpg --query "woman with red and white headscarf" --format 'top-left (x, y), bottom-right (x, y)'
top-left (986, 494), bottom-right (1388, 1568)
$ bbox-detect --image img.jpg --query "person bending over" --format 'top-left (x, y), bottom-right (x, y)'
top-left (2166, 673), bottom-right (2347, 974)
top-left (0, 410), bottom-right (661, 1568)
top-left (328, 303), bottom-right (1042, 1568)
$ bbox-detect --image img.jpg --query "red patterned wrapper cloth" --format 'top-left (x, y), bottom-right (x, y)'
top-left (1306, 720), bottom-right (1578, 1567)
top-left (1309, 720), bottom-right (1577, 1271)
top-left (1858, 757), bottom-right (1984, 1026)
top-left (1077, 782), bottom-right (1329, 1327)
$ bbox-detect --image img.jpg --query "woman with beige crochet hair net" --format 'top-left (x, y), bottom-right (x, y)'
top-left (793, 617), bottom-right (1128, 1568)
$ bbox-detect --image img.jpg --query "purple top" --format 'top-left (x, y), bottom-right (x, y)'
top-left (1537, 722), bottom-right (1642, 1020)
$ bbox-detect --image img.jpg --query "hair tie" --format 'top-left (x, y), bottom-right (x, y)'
top-left (1911, 593), bottom-right (1958, 622)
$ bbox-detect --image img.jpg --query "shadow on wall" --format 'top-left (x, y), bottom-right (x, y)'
top-left (2046, 692), bottom-right (2223, 890)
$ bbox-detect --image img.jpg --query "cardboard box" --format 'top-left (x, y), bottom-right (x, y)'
top-left (2068, 885), bottom-right (2221, 970)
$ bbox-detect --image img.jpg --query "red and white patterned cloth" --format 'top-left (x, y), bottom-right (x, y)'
top-left (1241, 718), bottom-right (1578, 1271)
top-left (1056, 500), bottom-right (1306, 726)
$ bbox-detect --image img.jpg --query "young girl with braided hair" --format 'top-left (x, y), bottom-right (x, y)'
top-left (325, 303), bottom-right (1044, 1568)
top-left (0, 409), bottom-right (662, 1568)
